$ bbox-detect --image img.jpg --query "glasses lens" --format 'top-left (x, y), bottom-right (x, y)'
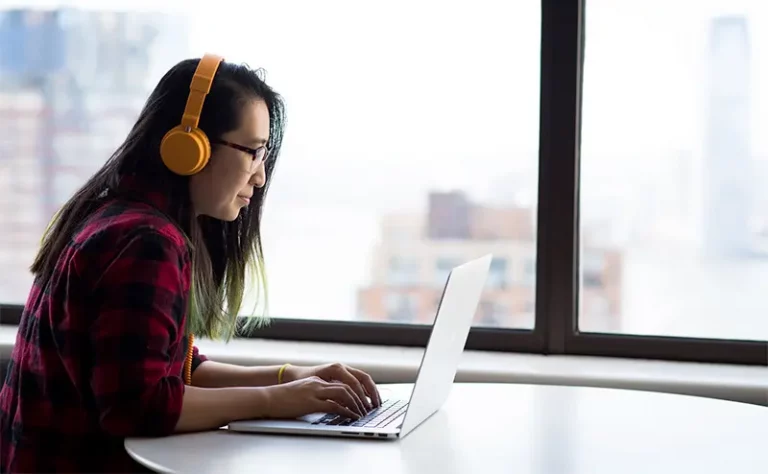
top-left (250, 148), bottom-right (265, 171)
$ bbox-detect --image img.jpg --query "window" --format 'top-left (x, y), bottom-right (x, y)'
top-left (580, 0), bottom-right (768, 342)
top-left (384, 293), bottom-right (419, 323)
top-left (487, 258), bottom-right (509, 289)
top-left (0, 7), bottom-right (180, 303)
top-left (581, 251), bottom-right (604, 288)
top-left (2, 1), bottom-right (765, 364)
top-left (434, 258), bottom-right (460, 287)
top-left (0, 1), bottom-right (542, 331)
top-left (522, 257), bottom-right (536, 287)
top-left (477, 299), bottom-right (508, 327)
top-left (386, 257), bottom-right (421, 287)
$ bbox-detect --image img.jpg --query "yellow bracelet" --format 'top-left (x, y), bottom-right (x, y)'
top-left (277, 363), bottom-right (291, 385)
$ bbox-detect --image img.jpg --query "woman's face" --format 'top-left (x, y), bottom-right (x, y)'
top-left (190, 99), bottom-right (270, 221)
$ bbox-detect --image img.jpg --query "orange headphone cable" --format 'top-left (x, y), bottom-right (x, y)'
top-left (184, 334), bottom-right (194, 385)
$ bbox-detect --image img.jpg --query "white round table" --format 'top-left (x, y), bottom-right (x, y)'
top-left (126, 383), bottom-right (768, 473)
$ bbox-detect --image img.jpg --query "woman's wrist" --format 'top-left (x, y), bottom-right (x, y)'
top-left (277, 363), bottom-right (291, 384)
top-left (177, 385), bottom-right (272, 431)
top-left (279, 364), bottom-right (305, 385)
top-left (234, 386), bottom-right (275, 420)
top-left (246, 385), bottom-right (273, 419)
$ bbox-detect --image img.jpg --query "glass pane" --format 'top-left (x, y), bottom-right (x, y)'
top-left (0, 6), bottom-right (187, 306)
top-left (0, 1), bottom-right (541, 330)
top-left (580, 0), bottom-right (768, 341)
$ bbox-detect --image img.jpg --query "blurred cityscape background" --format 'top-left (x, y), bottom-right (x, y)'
top-left (1, 3), bottom-right (767, 341)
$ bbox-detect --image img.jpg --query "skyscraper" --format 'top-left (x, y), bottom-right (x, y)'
top-left (702, 15), bottom-right (752, 257)
top-left (0, 8), bottom-right (189, 303)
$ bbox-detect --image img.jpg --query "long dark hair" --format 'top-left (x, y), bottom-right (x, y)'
top-left (30, 57), bottom-right (285, 340)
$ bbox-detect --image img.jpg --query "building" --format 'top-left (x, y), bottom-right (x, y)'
top-left (702, 15), bottom-right (752, 257)
top-left (356, 191), bottom-right (622, 329)
top-left (0, 8), bottom-right (188, 303)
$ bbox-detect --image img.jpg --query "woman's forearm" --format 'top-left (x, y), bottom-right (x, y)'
top-left (191, 360), bottom-right (283, 388)
top-left (175, 385), bottom-right (272, 432)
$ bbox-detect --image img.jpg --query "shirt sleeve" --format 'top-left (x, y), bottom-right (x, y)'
top-left (191, 345), bottom-right (208, 372)
top-left (87, 228), bottom-right (189, 437)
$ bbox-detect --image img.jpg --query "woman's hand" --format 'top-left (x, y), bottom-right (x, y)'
top-left (265, 376), bottom-right (367, 420)
top-left (283, 363), bottom-right (381, 410)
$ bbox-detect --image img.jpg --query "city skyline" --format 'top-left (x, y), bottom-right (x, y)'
top-left (0, 8), bottom-right (190, 302)
top-left (355, 190), bottom-right (622, 330)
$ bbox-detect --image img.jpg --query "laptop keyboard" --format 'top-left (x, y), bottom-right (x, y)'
top-left (312, 399), bottom-right (408, 428)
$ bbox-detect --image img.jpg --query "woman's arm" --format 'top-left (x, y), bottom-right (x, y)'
top-left (86, 229), bottom-right (364, 435)
top-left (190, 360), bottom-right (382, 410)
top-left (191, 360), bottom-right (284, 388)
top-left (88, 229), bottom-right (269, 437)
top-left (88, 230), bottom-right (189, 437)
top-left (174, 385), bottom-right (272, 432)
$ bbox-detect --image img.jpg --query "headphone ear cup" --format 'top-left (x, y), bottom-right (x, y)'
top-left (160, 126), bottom-right (211, 175)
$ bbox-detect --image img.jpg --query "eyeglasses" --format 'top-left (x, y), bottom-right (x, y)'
top-left (213, 139), bottom-right (269, 172)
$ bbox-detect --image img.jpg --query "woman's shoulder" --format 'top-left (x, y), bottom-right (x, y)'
top-left (66, 198), bottom-right (192, 288)
top-left (73, 198), bottom-right (188, 252)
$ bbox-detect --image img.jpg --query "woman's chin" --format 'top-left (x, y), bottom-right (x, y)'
top-left (203, 206), bottom-right (242, 222)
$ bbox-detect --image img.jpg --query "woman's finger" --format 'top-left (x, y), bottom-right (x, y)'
top-left (324, 384), bottom-right (365, 417)
top-left (334, 367), bottom-right (372, 410)
top-left (349, 367), bottom-right (382, 407)
top-left (320, 400), bottom-right (360, 420)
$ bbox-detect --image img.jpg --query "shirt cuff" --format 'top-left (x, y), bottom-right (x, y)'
top-left (191, 346), bottom-right (208, 372)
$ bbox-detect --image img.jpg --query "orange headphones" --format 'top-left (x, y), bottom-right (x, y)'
top-left (160, 53), bottom-right (224, 176)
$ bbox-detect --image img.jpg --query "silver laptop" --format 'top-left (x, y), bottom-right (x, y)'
top-left (227, 254), bottom-right (492, 440)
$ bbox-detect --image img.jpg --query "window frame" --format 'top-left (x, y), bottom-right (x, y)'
top-left (538, 0), bottom-right (767, 366)
top-left (1, 0), bottom-right (766, 366)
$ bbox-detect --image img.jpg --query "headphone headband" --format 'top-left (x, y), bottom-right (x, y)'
top-left (180, 53), bottom-right (223, 130)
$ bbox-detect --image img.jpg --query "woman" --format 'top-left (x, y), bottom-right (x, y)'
top-left (0, 54), bottom-right (381, 473)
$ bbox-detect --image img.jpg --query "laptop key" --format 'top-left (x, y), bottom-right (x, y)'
top-left (312, 414), bottom-right (338, 425)
top-left (328, 417), bottom-right (349, 426)
top-left (316, 399), bottom-right (400, 427)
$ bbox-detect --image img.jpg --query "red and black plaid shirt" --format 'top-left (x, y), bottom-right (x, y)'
top-left (0, 176), bottom-right (208, 473)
